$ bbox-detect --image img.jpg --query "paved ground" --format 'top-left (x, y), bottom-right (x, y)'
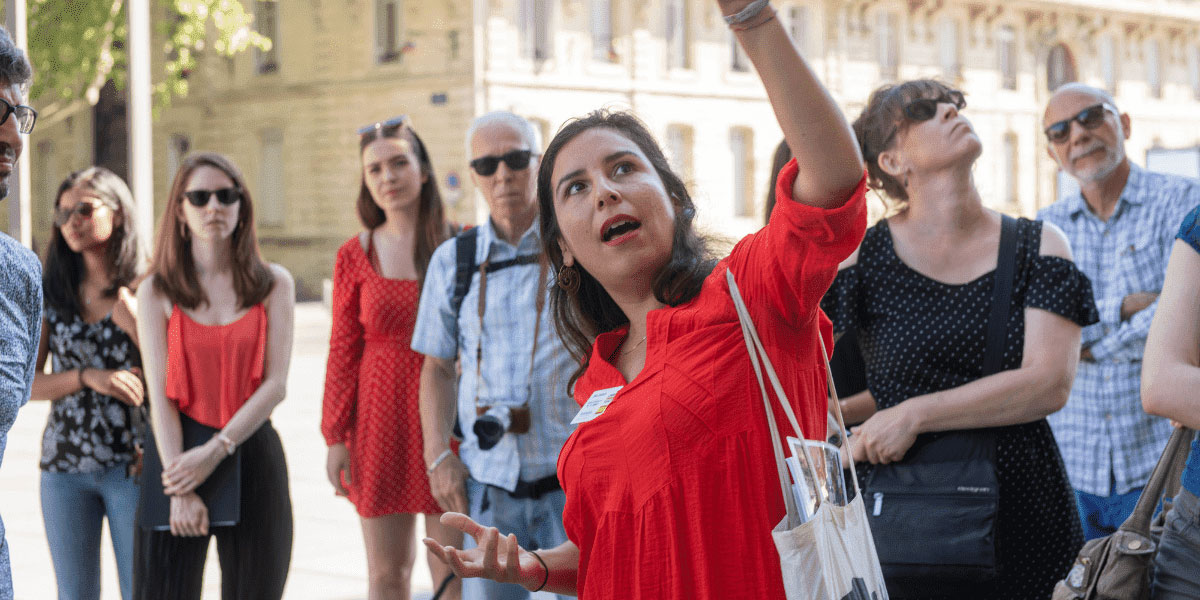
top-left (0, 303), bottom-right (457, 599)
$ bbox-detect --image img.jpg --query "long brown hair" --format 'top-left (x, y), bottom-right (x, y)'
top-left (537, 110), bottom-right (716, 389)
top-left (357, 119), bottom-right (451, 282)
top-left (150, 152), bottom-right (274, 309)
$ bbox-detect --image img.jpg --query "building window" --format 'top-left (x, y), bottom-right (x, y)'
top-left (1146, 39), bottom-right (1162, 99)
top-left (1189, 45), bottom-right (1200, 100)
top-left (665, 124), bottom-right (694, 184)
top-left (731, 127), bottom-right (755, 217)
top-left (786, 6), bottom-right (808, 55)
top-left (375, 0), bottom-right (403, 63)
top-left (998, 26), bottom-right (1016, 90)
top-left (665, 0), bottom-right (690, 69)
top-left (591, 0), bottom-right (614, 62)
top-left (730, 33), bottom-right (750, 72)
top-left (877, 11), bottom-right (899, 81)
top-left (254, 0), bottom-right (279, 74)
top-left (167, 134), bottom-right (191, 181)
top-left (939, 17), bottom-right (961, 80)
top-left (519, 0), bottom-right (553, 61)
top-left (1002, 132), bottom-right (1018, 207)
top-left (1100, 34), bottom-right (1118, 93)
top-left (1047, 44), bottom-right (1076, 91)
top-left (259, 129), bottom-right (285, 227)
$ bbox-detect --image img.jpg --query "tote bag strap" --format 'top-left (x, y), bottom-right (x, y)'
top-left (726, 269), bottom-right (861, 527)
top-left (1120, 425), bottom-right (1195, 536)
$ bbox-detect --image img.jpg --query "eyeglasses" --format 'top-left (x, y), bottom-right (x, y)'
top-left (878, 91), bottom-right (967, 151)
top-left (1043, 103), bottom-right (1115, 144)
top-left (0, 97), bottom-right (36, 135)
top-left (469, 150), bottom-right (534, 176)
top-left (183, 188), bottom-right (240, 207)
top-left (357, 115), bottom-right (410, 136)
top-left (54, 202), bottom-right (101, 227)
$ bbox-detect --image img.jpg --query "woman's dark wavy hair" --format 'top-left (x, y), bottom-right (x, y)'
top-left (43, 167), bottom-right (143, 317)
top-left (537, 110), bottom-right (717, 389)
top-left (357, 120), bottom-right (451, 283)
top-left (852, 79), bottom-right (958, 204)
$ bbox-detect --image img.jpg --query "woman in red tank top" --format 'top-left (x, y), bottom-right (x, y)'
top-left (321, 116), bottom-right (463, 599)
top-left (423, 1), bottom-right (867, 597)
top-left (134, 152), bottom-right (296, 599)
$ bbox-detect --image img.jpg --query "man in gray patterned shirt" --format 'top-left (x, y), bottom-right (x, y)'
top-left (1039, 83), bottom-right (1200, 540)
top-left (0, 25), bottom-right (38, 600)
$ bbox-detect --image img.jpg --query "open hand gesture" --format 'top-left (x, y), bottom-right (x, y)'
top-left (423, 512), bottom-right (546, 591)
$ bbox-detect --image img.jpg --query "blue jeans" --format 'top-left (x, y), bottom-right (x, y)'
top-left (1152, 488), bottom-right (1200, 599)
top-left (1074, 484), bottom-right (1143, 541)
top-left (41, 463), bottom-right (139, 600)
top-left (464, 478), bottom-right (570, 600)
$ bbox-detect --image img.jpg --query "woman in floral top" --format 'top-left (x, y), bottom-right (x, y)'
top-left (30, 167), bottom-right (145, 600)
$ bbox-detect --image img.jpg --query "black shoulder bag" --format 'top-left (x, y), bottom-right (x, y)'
top-left (864, 214), bottom-right (1017, 597)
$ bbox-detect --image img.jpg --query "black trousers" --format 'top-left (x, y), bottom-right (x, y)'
top-left (133, 422), bottom-right (293, 600)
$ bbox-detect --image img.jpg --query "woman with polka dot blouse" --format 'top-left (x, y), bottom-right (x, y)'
top-left (822, 79), bottom-right (1099, 598)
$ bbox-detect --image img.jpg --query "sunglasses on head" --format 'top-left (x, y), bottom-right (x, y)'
top-left (357, 115), bottom-right (410, 136)
top-left (54, 202), bottom-right (102, 227)
top-left (469, 149), bottom-right (534, 176)
top-left (183, 188), bottom-right (240, 207)
top-left (1044, 104), bottom-right (1115, 144)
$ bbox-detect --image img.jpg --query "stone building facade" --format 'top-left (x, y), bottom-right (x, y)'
top-left (13, 0), bottom-right (1200, 297)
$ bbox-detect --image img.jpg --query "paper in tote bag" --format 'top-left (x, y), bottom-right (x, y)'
top-left (726, 269), bottom-right (889, 600)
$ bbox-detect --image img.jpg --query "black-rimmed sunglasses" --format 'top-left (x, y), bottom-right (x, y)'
top-left (901, 90), bottom-right (966, 122)
top-left (0, 97), bottom-right (36, 135)
top-left (357, 115), bottom-right (410, 136)
top-left (53, 202), bottom-right (102, 227)
top-left (183, 188), bottom-right (240, 207)
top-left (469, 150), bottom-right (533, 176)
top-left (1044, 104), bottom-right (1114, 144)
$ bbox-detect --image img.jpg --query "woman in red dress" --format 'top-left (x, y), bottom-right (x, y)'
top-left (322, 116), bottom-right (463, 600)
top-left (423, 1), bottom-right (866, 597)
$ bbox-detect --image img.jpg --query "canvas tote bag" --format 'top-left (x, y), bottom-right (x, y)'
top-left (727, 269), bottom-right (889, 600)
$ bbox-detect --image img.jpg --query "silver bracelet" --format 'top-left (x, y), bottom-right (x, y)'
top-left (426, 448), bottom-right (454, 476)
top-left (723, 0), bottom-right (770, 25)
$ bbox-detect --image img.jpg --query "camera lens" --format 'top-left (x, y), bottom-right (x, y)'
top-left (473, 405), bottom-right (511, 450)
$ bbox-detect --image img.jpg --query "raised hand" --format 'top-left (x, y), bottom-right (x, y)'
top-left (422, 512), bottom-right (545, 591)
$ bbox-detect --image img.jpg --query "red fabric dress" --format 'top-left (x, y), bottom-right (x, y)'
top-left (321, 236), bottom-right (441, 517)
top-left (166, 303), bottom-right (266, 428)
top-left (558, 161), bottom-right (867, 599)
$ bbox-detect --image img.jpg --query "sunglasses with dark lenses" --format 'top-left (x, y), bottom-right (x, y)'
top-left (469, 149), bottom-right (533, 176)
top-left (54, 202), bottom-right (100, 227)
top-left (1044, 104), bottom-right (1113, 144)
top-left (183, 188), bottom-right (240, 207)
top-left (901, 90), bottom-right (967, 122)
top-left (357, 115), bottom-right (410, 136)
top-left (0, 97), bottom-right (36, 134)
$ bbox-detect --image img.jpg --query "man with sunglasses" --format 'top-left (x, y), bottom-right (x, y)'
top-left (1039, 83), bottom-right (1200, 540)
top-left (413, 112), bottom-right (577, 599)
top-left (0, 25), bottom-right (37, 600)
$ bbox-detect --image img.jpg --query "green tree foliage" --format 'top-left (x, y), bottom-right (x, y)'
top-left (27, 0), bottom-right (271, 118)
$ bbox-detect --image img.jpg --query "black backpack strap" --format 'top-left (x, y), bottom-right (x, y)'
top-left (451, 229), bottom-right (478, 318)
top-left (982, 215), bottom-right (1019, 377)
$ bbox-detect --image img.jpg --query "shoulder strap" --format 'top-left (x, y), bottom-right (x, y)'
top-left (452, 229), bottom-right (478, 318)
top-left (982, 215), bottom-right (1018, 377)
top-left (1120, 426), bottom-right (1195, 535)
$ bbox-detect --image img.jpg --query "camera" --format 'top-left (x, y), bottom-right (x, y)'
top-left (473, 404), bottom-right (532, 450)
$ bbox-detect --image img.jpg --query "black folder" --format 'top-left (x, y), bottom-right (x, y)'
top-left (137, 412), bottom-right (241, 531)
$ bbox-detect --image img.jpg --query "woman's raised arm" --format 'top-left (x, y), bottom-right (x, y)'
top-left (724, 0), bottom-right (863, 207)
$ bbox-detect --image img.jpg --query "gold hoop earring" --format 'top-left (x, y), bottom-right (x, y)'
top-left (556, 264), bottom-right (580, 294)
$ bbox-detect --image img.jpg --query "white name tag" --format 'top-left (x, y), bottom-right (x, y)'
top-left (571, 386), bottom-right (623, 425)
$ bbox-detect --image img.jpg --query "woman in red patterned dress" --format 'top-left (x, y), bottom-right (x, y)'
top-left (322, 116), bottom-right (463, 600)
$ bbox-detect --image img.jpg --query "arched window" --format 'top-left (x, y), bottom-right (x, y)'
top-left (1047, 44), bottom-right (1077, 91)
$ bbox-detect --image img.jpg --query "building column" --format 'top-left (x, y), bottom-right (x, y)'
top-left (127, 0), bottom-right (154, 244)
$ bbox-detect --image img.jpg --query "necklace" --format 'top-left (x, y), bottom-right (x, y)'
top-left (618, 334), bottom-right (647, 357)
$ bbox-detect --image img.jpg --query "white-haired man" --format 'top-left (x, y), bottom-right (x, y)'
top-left (412, 112), bottom-right (575, 600)
top-left (1039, 83), bottom-right (1200, 540)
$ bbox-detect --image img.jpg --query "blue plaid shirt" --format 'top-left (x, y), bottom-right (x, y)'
top-left (1039, 163), bottom-right (1200, 496)
top-left (412, 219), bottom-right (577, 493)
top-left (0, 233), bottom-right (42, 599)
